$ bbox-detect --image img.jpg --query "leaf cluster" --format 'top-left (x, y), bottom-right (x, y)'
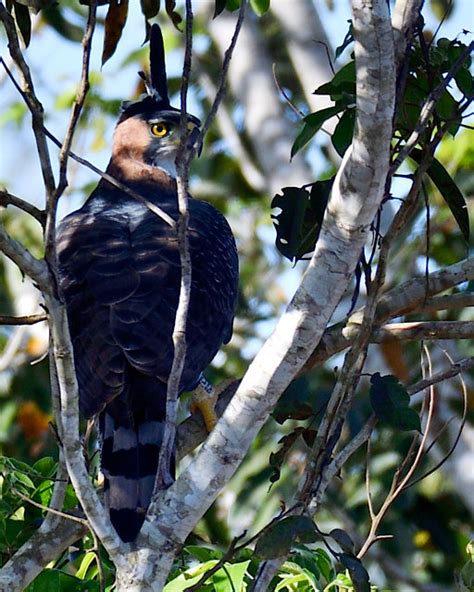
top-left (272, 25), bottom-right (472, 262)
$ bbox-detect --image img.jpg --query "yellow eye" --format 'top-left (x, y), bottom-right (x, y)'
top-left (150, 122), bottom-right (169, 137)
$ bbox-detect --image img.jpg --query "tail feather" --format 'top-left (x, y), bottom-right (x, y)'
top-left (100, 413), bottom-right (165, 542)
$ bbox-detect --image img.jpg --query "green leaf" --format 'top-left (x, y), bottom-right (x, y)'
top-left (435, 89), bottom-right (461, 134)
top-left (75, 551), bottom-right (96, 580)
top-left (184, 545), bottom-right (222, 562)
top-left (396, 74), bottom-right (426, 135)
top-left (25, 569), bottom-right (100, 592)
top-left (292, 106), bottom-right (344, 157)
top-left (269, 428), bottom-right (305, 484)
top-left (454, 67), bottom-right (473, 99)
top-left (224, 0), bottom-right (241, 11)
top-left (289, 546), bottom-right (322, 581)
top-left (164, 560), bottom-right (219, 591)
top-left (370, 373), bottom-right (421, 432)
top-left (34, 479), bottom-right (54, 507)
top-left (271, 179), bottom-right (332, 262)
top-left (250, 0), bottom-right (270, 16)
top-left (410, 149), bottom-right (470, 241)
top-left (331, 107), bottom-right (355, 157)
top-left (272, 374), bottom-right (331, 424)
top-left (212, 561), bottom-right (250, 592)
top-left (276, 562), bottom-right (319, 590)
top-left (63, 483), bottom-right (78, 510)
top-left (32, 457), bottom-right (57, 479)
top-left (314, 61), bottom-right (356, 98)
top-left (339, 553), bottom-right (371, 592)
top-left (255, 516), bottom-right (319, 560)
top-left (314, 548), bottom-right (334, 582)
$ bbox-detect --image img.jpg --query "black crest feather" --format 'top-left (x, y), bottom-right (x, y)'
top-left (149, 24), bottom-right (170, 107)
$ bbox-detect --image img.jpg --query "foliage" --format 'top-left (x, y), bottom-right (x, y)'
top-left (275, 30), bottom-right (472, 263)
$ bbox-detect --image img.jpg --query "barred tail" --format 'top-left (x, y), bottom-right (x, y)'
top-left (100, 412), bottom-right (165, 542)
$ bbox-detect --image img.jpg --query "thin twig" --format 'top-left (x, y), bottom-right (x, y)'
top-left (44, 1), bottom-right (98, 263)
top-left (407, 356), bottom-right (474, 396)
top-left (197, 0), bottom-right (247, 150)
top-left (368, 320), bottom-right (474, 342)
top-left (404, 350), bottom-right (470, 488)
top-left (419, 292), bottom-right (474, 313)
top-left (155, 0), bottom-right (195, 490)
top-left (272, 63), bottom-right (305, 118)
top-left (365, 438), bottom-right (376, 521)
top-left (0, 313), bottom-right (47, 326)
top-left (0, 223), bottom-right (50, 290)
top-left (0, 189), bottom-right (45, 225)
top-left (357, 344), bottom-right (437, 558)
top-left (10, 486), bottom-right (89, 527)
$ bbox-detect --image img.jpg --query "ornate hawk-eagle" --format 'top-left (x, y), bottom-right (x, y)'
top-left (57, 24), bottom-right (238, 542)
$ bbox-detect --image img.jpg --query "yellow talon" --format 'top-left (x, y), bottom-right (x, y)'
top-left (190, 377), bottom-right (218, 432)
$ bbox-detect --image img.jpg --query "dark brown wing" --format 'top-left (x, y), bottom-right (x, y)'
top-left (57, 190), bottom-right (238, 541)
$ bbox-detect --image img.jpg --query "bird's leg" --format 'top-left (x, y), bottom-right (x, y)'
top-left (190, 374), bottom-right (218, 432)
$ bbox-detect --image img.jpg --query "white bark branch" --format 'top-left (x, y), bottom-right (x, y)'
top-left (392, 0), bottom-right (424, 67)
top-left (145, 2), bottom-right (396, 583)
top-left (45, 298), bottom-right (123, 558)
top-left (304, 257), bottom-right (474, 370)
top-left (0, 224), bottom-right (50, 290)
top-left (355, 320), bottom-right (474, 343)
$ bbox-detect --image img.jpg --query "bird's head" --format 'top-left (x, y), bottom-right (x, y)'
top-left (110, 24), bottom-right (201, 179)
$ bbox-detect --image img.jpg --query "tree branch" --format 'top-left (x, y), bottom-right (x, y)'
top-left (0, 189), bottom-right (45, 225)
top-left (392, 0), bottom-right (424, 67)
top-left (362, 320), bottom-right (474, 343)
top-left (0, 511), bottom-right (87, 592)
top-left (44, 1), bottom-right (97, 263)
top-left (418, 292), bottom-right (474, 313)
top-left (148, 0), bottom-right (396, 563)
top-left (45, 299), bottom-right (123, 558)
top-left (155, 0), bottom-right (195, 493)
top-left (407, 356), bottom-right (474, 397)
top-left (0, 313), bottom-right (47, 326)
top-left (303, 257), bottom-right (474, 371)
top-left (197, 0), bottom-right (246, 151)
top-left (0, 224), bottom-right (50, 290)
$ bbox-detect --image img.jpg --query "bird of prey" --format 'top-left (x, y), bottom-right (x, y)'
top-left (57, 24), bottom-right (239, 542)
